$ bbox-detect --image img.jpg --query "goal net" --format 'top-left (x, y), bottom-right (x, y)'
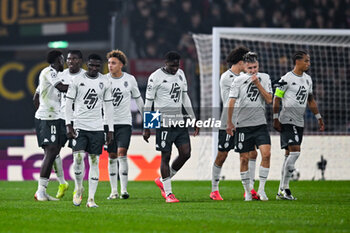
top-left (192, 28), bottom-right (350, 178)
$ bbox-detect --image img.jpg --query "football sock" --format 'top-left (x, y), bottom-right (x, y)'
top-left (283, 151), bottom-right (300, 189)
top-left (279, 155), bottom-right (288, 191)
top-left (248, 159), bottom-right (256, 190)
top-left (240, 171), bottom-right (251, 194)
top-left (38, 177), bottom-right (49, 192)
top-left (211, 163), bottom-right (222, 192)
top-left (53, 155), bottom-right (66, 185)
top-left (118, 156), bottom-right (128, 194)
top-left (170, 166), bottom-right (177, 178)
top-left (88, 154), bottom-right (99, 200)
top-left (108, 157), bottom-right (119, 194)
top-left (258, 166), bottom-right (269, 192)
top-left (73, 151), bottom-right (85, 191)
top-left (162, 177), bottom-right (172, 196)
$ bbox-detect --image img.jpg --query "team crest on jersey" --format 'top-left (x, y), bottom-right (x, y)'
top-left (50, 72), bottom-right (57, 79)
top-left (246, 82), bottom-right (260, 101)
top-left (112, 88), bottom-right (123, 106)
top-left (169, 83), bottom-right (181, 103)
top-left (124, 81), bottom-right (128, 87)
top-left (179, 75), bottom-right (183, 81)
top-left (99, 82), bottom-right (104, 90)
top-left (83, 88), bottom-right (98, 109)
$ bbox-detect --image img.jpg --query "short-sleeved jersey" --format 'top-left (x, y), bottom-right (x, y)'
top-left (146, 68), bottom-right (187, 122)
top-left (229, 72), bottom-right (272, 128)
top-left (35, 66), bottom-right (62, 120)
top-left (58, 68), bottom-right (85, 119)
top-left (105, 72), bottom-right (141, 125)
top-left (219, 69), bottom-right (241, 129)
top-left (275, 71), bottom-right (313, 127)
top-left (66, 72), bottom-right (113, 131)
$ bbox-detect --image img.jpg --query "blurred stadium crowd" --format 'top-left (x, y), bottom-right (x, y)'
top-left (130, 0), bottom-right (350, 59)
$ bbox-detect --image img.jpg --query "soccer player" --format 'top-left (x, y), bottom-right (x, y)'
top-left (34, 50), bottom-right (67, 201)
top-left (105, 50), bottom-right (144, 200)
top-left (273, 50), bottom-right (325, 200)
top-left (226, 52), bottom-right (272, 201)
top-left (143, 51), bottom-right (199, 203)
top-left (33, 50), bottom-right (85, 199)
top-left (65, 54), bottom-right (114, 208)
top-left (210, 46), bottom-right (259, 201)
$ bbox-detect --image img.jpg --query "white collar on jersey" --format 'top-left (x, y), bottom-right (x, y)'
top-left (291, 71), bottom-right (304, 77)
top-left (109, 72), bottom-right (124, 79)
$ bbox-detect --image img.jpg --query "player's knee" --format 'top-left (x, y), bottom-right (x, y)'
top-left (109, 152), bottom-right (118, 159)
top-left (118, 148), bottom-right (127, 157)
top-left (215, 152), bottom-right (227, 166)
top-left (240, 156), bottom-right (249, 165)
top-left (262, 151), bottom-right (271, 161)
top-left (89, 154), bottom-right (99, 166)
top-left (250, 150), bottom-right (258, 158)
top-left (73, 151), bottom-right (84, 164)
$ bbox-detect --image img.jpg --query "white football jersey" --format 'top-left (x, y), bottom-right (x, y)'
top-left (35, 66), bottom-right (62, 120)
top-left (146, 68), bottom-right (187, 121)
top-left (219, 69), bottom-right (241, 129)
top-left (66, 72), bottom-right (113, 131)
top-left (275, 71), bottom-right (313, 127)
top-left (229, 72), bottom-right (272, 128)
top-left (58, 68), bottom-right (85, 119)
top-left (105, 72), bottom-right (141, 125)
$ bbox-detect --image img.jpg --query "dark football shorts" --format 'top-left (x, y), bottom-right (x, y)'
top-left (218, 129), bottom-right (235, 152)
top-left (155, 127), bottom-right (190, 152)
top-left (280, 124), bottom-right (304, 149)
top-left (234, 124), bottom-right (271, 153)
top-left (35, 118), bottom-right (64, 148)
top-left (72, 129), bottom-right (105, 155)
top-left (104, 124), bottom-right (132, 153)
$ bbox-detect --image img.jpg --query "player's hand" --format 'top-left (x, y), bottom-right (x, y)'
top-left (251, 74), bottom-right (259, 85)
top-left (66, 124), bottom-right (76, 139)
top-left (193, 125), bottom-right (200, 137)
top-left (318, 118), bottom-right (325, 131)
top-left (226, 122), bottom-right (235, 136)
top-left (143, 129), bottom-right (151, 143)
top-left (106, 131), bottom-right (113, 145)
top-left (273, 119), bottom-right (281, 132)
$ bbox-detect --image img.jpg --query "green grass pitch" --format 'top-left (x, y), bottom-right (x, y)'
top-left (0, 180), bottom-right (349, 233)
